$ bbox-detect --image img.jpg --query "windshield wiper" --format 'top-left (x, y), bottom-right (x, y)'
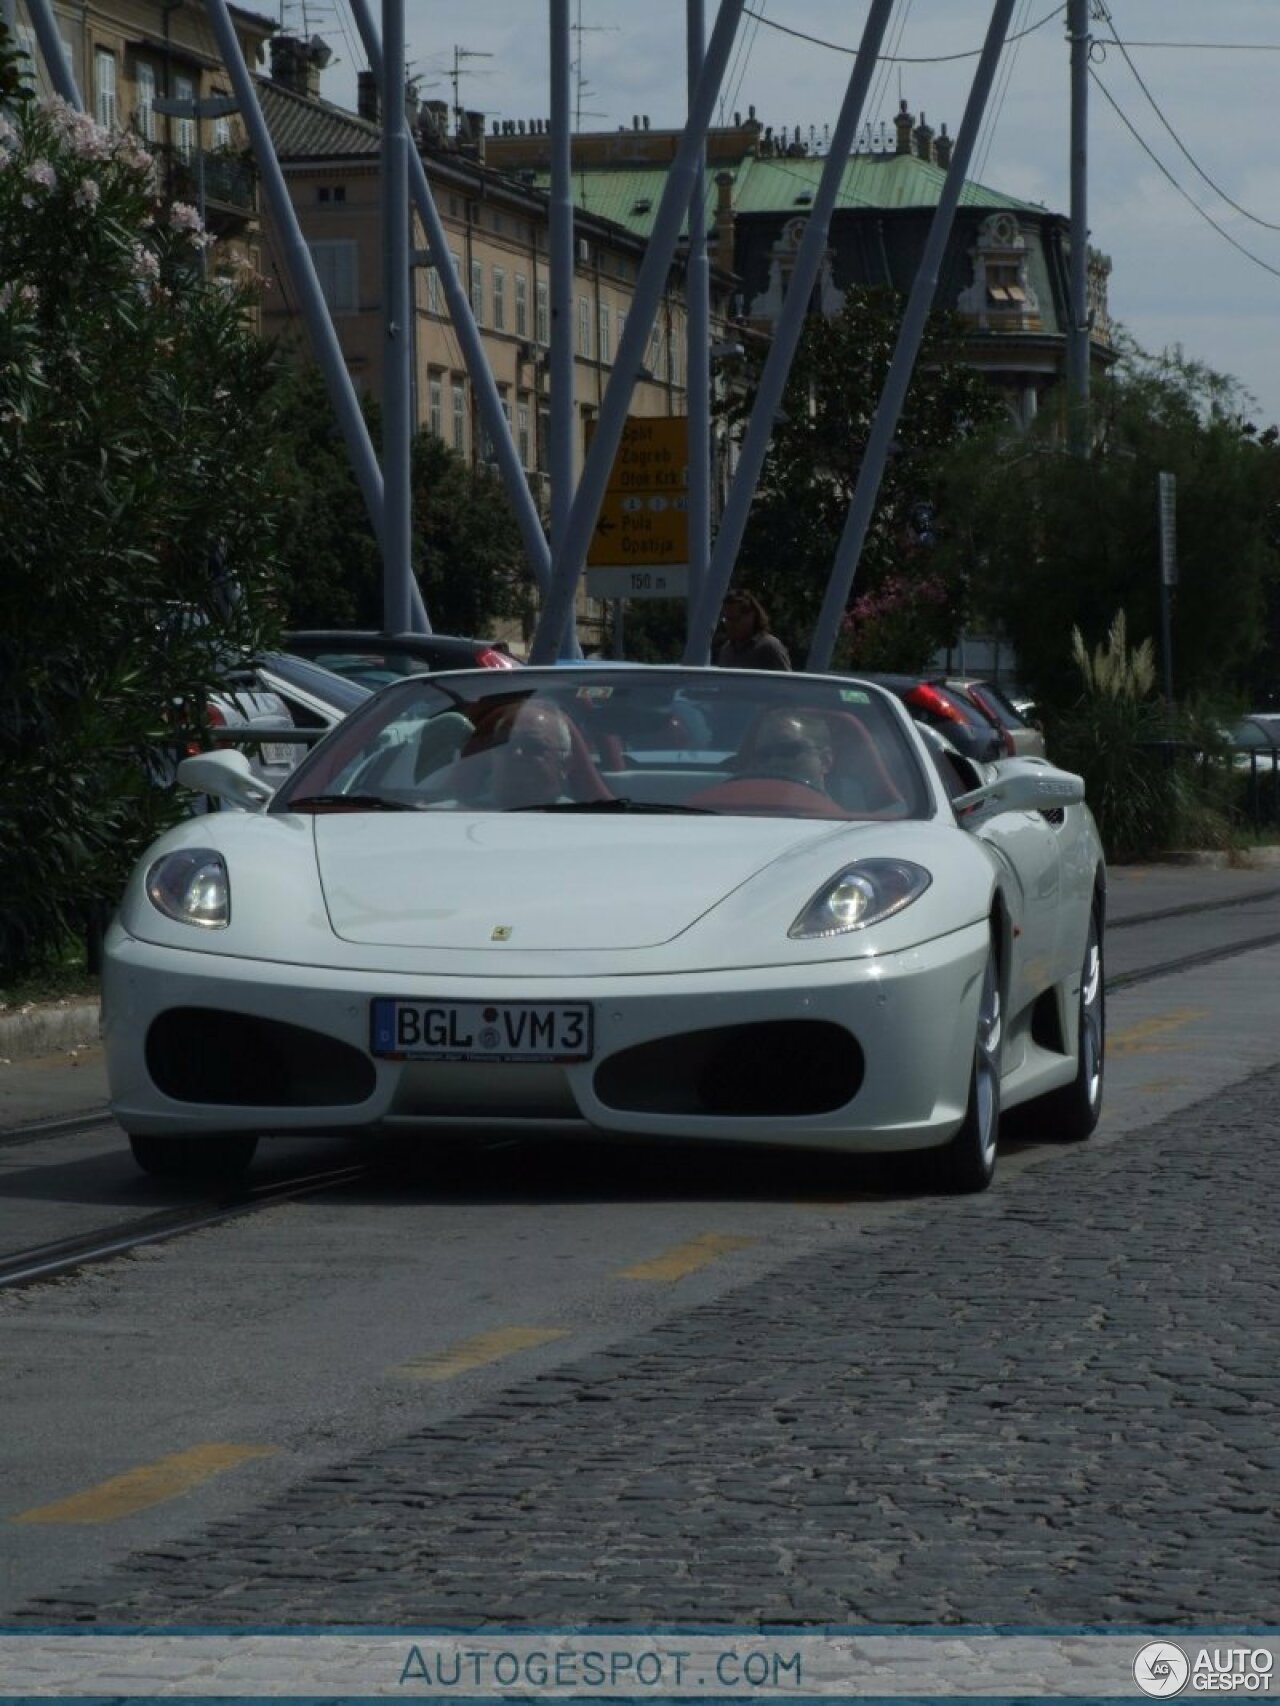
top-left (287, 793), bottom-right (418, 812)
top-left (506, 797), bottom-right (717, 814)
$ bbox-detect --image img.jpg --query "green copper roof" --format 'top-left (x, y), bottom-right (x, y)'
top-left (534, 151), bottom-right (1045, 240)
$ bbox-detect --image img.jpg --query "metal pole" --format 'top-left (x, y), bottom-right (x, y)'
top-left (1067, 0), bottom-right (1090, 456)
top-left (24, 0), bottom-right (80, 106)
top-left (684, 0), bottom-right (710, 651)
top-left (685, 0), bottom-right (895, 662)
top-left (346, 0), bottom-right (552, 599)
top-left (380, 0), bottom-right (414, 635)
top-left (203, 0), bottom-right (387, 555)
top-left (806, 0), bottom-right (1019, 674)
top-left (529, 0), bottom-right (746, 665)
top-left (548, 0), bottom-right (575, 644)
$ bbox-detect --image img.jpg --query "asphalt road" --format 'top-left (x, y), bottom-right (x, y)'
top-left (0, 876), bottom-right (1277, 1628)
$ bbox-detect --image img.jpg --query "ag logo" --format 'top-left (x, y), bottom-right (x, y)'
top-left (1133, 1643), bottom-right (1190, 1697)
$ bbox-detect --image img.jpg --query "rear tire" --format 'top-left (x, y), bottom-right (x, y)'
top-left (1040, 900), bottom-right (1105, 1142)
top-left (933, 934), bottom-right (1002, 1194)
top-left (128, 1132), bottom-right (258, 1182)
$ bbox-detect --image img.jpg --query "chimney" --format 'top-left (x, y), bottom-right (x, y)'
top-left (269, 32), bottom-right (329, 99)
top-left (713, 168), bottom-right (736, 273)
top-left (894, 99), bottom-right (914, 155)
top-left (461, 109), bottom-right (486, 161)
top-left (913, 111), bottom-right (934, 162)
top-left (423, 98), bottom-right (449, 142)
top-left (357, 68), bottom-right (379, 123)
top-left (934, 122), bottom-right (953, 168)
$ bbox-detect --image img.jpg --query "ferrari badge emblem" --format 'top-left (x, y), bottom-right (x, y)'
top-left (491, 925), bottom-right (513, 941)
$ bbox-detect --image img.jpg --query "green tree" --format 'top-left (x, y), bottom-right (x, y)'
top-left (267, 359), bottom-right (533, 638)
top-left (719, 286), bottom-right (1005, 666)
top-left (0, 87), bottom-right (285, 975)
top-left (931, 339), bottom-right (1280, 711)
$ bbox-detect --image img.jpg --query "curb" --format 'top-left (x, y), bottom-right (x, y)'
top-left (0, 1000), bottom-right (101, 1064)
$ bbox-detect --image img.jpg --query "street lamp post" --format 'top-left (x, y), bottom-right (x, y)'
top-left (153, 92), bottom-right (239, 264)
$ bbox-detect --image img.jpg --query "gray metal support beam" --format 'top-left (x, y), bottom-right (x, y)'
top-left (23, 0), bottom-right (80, 106)
top-left (684, 0), bottom-right (895, 663)
top-left (346, 0), bottom-right (552, 599)
top-left (684, 0), bottom-right (710, 645)
top-left (380, 0), bottom-right (414, 634)
top-left (1067, 0), bottom-right (1091, 456)
top-left (204, 0), bottom-right (387, 560)
top-left (529, 0), bottom-right (746, 665)
top-left (548, 0), bottom-right (575, 642)
top-left (806, 0), bottom-right (1019, 674)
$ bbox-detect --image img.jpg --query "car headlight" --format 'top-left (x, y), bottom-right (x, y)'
top-left (789, 859), bottom-right (931, 939)
top-left (145, 849), bottom-right (230, 929)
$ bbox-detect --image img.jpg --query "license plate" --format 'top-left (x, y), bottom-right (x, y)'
top-left (261, 742), bottom-right (299, 767)
top-left (370, 999), bottom-right (593, 1063)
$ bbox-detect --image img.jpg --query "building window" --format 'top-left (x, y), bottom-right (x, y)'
top-left (135, 61), bottom-right (156, 141)
top-left (535, 279), bottom-right (549, 346)
top-left (426, 265), bottom-right (442, 314)
top-left (95, 48), bottom-right (117, 130)
top-left (515, 273), bottom-right (528, 338)
top-left (428, 372), bottom-right (444, 440)
top-left (317, 186), bottom-right (331, 203)
top-left (307, 239), bottom-right (358, 313)
top-left (598, 301), bottom-right (611, 365)
top-left (452, 379), bottom-right (467, 454)
top-left (666, 322), bottom-right (678, 386)
top-left (517, 400), bottom-right (531, 468)
top-left (470, 258), bottom-right (484, 322)
top-left (449, 249), bottom-right (461, 281)
top-left (212, 110), bottom-right (231, 149)
top-left (617, 310), bottom-right (626, 353)
top-left (173, 73), bottom-right (196, 161)
top-left (499, 385), bottom-right (512, 434)
top-left (647, 322), bottom-right (663, 379)
top-left (577, 296), bottom-right (591, 359)
top-left (492, 266), bottom-right (506, 331)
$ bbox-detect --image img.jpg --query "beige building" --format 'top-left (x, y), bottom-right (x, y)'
top-left (11, 0), bottom-right (271, 276)
top-left (254, 41), bottom-right (737, 498)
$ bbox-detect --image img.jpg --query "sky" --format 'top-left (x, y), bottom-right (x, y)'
top-left (298, 1), bottom-right (1280, 429)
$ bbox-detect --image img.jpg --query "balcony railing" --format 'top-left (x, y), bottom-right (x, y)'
top-left (158, 145), bottom-right (258, 218)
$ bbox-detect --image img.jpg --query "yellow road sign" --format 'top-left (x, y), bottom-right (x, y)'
top-left (587, 415), bottom-right (689, 571)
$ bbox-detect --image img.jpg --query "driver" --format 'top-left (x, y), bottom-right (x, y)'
top-left (748, 710), bottom-right (835, 793)
top-left (490, 699), bottom-right (576, 808)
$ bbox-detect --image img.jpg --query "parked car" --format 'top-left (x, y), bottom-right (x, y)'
top-left (847, 672), bottom-right (1006, 763)
top-left (284, 629), bottom-right (521, 690)
top-left (193, 653), bottom-right (370, 794)
top-left (945, 678), bottom-right (1047, 759)
top-left (1230, 715), bottom-right (1280, 770)
top-left (107, 664), bottom-right (1104, 1195)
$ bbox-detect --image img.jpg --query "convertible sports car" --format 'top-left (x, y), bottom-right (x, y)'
top-left (103, 667), bottom-right (1105, 1193)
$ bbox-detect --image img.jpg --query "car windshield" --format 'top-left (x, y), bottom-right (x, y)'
top-left (272, 668), bottom-right (933, 821)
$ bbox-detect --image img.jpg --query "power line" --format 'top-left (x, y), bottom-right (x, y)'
top-left (1094, 3), bottom-right (1280, 233)
top-left (740, 2), bottom-right (1065, 63)
top-left (1089, 70), bottom-right (1280, 283)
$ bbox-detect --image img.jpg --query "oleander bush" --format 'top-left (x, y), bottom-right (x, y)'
top-left (0, 70), bottom-right (286, 977)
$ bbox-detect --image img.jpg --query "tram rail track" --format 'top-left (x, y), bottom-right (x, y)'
top-left (3, 885), bottom-right (1280, 1290)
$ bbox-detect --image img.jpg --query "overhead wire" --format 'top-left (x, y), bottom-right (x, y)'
top-left (741, 2), bottom-right (1065, 63)
top-left (1088, 71), bottom-right (1280, 283)
top-left (973, 0), bottom-right (1035, 187)
top-left (1093, 2), bottom-right (1280, 233)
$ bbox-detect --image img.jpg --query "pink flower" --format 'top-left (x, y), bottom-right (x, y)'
top-left (25, 159), bottom-right (56, 192)
top-left (169, 201), bottom-right (204, 233)
top-left (72, 177), bottom-right (101, 211)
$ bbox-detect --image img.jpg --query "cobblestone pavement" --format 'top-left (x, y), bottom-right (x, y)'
top-left (19, 1067), bottom-right (1280, 1629)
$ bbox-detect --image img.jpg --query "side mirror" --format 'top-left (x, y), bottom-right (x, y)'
top-left (176, 749), bottom-right (274, 811)
top-left (954, 757), bottom-right (1084, 826)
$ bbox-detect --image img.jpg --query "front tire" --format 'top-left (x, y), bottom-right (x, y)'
top-left (128, 1132), bottom-right (259, 1182)
top-left (934, 935), bottom-right (1002, 1194)
top-left (1040, 900), bottom-right (1105, 1142)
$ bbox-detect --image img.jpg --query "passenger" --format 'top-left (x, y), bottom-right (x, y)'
top-left (749, 710), bottom-right (834, 793)
top-left (716, 591), bottom-right (792, 671)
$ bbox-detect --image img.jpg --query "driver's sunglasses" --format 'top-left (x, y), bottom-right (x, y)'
top-left (757, 737), bottom-right (829, 762)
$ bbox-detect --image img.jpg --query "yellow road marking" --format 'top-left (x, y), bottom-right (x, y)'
top-left (1109, 1007), bottom-right (1207, 1057)
top-left (618, 1232), bottom-right (755, 1282)
top-left (11, 1444), bottom-right (276, 1525)
top-left (393, 1326), bottom-right (568, 1381)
